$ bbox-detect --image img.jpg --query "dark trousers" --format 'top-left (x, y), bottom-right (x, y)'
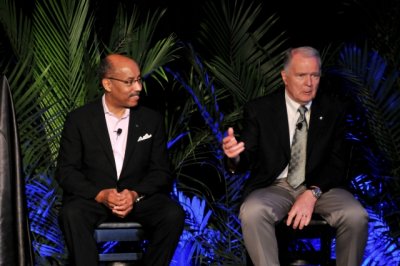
top-left (59, 193), bottom-right (185, 266)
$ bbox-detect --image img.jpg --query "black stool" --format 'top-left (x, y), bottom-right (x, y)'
top-left (94, 220), bottom-right (145, 264)
top-left (276, 214), bottom-right (336, 265)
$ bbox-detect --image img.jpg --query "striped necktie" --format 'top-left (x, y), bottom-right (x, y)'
top-left (287, 105), bottom-right (308, 188)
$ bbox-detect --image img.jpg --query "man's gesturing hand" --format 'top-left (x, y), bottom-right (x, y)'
top-left (222, 127), bottom-right (245, 159)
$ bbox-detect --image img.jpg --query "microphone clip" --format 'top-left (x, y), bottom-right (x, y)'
top-left (114, 128), bottom-right (123, 136)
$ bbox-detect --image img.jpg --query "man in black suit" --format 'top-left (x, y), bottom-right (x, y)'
top-left (222, 46), bottom-right (368, 265)
top-left (56, 54), bottom-right (185, 266)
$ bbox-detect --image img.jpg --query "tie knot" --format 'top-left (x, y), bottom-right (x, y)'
top-left (298, 106), bottom-right (307, 116)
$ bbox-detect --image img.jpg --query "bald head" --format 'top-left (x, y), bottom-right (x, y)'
top-left (99, 54), bottom-right (140, 80)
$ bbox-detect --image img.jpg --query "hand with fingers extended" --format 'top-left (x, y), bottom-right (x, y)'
top-left (222, 127), bottom-right (245, 161)
top-left (286, 190), bottom-right (317, 230)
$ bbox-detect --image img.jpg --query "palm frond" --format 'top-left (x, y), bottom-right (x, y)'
top-left (108, 6), bottom-right (180, 90)
top-left (199, 0), bottom-right (286, 118)
top-left (334, 43), bottom-right (400, 253)
top-left (167, 1), bottom-right (287, 264)
top-left (0, 0), bottom-right (33, 60)
top-left (26, 174), bottom-right (66, 262)
top-left (33, 0), bottom-right (98, 161)
top-left (337, 44), bottom-right (400, 170)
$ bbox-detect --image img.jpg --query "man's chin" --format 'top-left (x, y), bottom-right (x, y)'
top-left (128, 97), bottom-right (140, 105)
top-left (301, 93), bottom-right (315, 102)
top-left (125, 101), bottom-right (139, 108)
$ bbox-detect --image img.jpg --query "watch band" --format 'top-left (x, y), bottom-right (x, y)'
top-left (310, 187), bottom-right (322, 199)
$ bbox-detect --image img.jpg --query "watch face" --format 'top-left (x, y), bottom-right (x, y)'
top-left (312, 188), bottom-right (322, 198)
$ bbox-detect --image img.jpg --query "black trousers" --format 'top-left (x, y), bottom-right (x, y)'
top-left (59, 193), bottom-right (185, 266)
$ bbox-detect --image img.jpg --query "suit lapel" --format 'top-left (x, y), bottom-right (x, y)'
top-left (280, 106), bottom-right (291, 159)
top-left (273, 91), bottom-right (291, 159)
top-left (120, 107), bottom-right (141, 175)
top-left (90, 100), bottom-right (117, 173)
top-left (307, 97), bottom-right (326, 157)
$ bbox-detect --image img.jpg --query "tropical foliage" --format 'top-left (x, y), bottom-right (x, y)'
top-left (0, 0), bottom-right (399, 265)
top-left (167, 0), bottom-right (286, 263)
top-left (332, 44), bottom-right (400, 265)
top-left (0, 0), bottom-right (179, 264)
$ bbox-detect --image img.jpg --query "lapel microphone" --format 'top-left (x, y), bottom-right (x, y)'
top-left (114, 128), bottom-right (122, 136)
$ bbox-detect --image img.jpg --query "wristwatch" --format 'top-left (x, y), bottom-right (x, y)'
top-left (310, 187), bottom-right (322, 199)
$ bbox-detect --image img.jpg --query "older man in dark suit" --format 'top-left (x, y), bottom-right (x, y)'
top-left (222, 46), bottom-right (369, 266)
top-left (56, 54), bottom-right (185, 266)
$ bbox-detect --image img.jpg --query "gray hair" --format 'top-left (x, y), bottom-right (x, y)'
top-left (283, 46), bottom-right (321, 71)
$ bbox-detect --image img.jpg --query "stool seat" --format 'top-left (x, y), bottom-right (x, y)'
top-left (97, 221), bottom-right (143, 229)
top-left (95, 220), bottom-right (145, 262)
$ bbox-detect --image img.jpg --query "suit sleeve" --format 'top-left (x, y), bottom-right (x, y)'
top-left (55, 112), bottom-right (102, 199)
top-left (234, 103), bottom-right (260, 172)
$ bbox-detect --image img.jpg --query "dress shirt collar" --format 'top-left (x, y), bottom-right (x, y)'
top-left (284, 90), bottom-right (312, 114)
top-left (102, 94), bottom-right (130, 119)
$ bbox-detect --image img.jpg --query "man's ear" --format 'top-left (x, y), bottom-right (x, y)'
top-left (281, 70), bottom-right (287, 86)
top-left (102, 79), bottom-right (112, 92)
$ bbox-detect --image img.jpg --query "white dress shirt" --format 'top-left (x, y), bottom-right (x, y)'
top-left (102, 95), bottom-right (129, 179)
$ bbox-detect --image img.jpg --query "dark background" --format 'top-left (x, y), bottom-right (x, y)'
top-left (15, 0), bottom-right (370, 53)
top-left (93, 0), bottom-right (368, 50)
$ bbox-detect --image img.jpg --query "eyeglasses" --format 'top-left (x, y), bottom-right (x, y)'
top-left (106, 77), bottom-right (142, 86)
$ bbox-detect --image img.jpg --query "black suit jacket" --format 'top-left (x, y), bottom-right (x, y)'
top-left (55, 98), bottom-right (172, 202)
top-left (237, 89), bottom-right (349, 198)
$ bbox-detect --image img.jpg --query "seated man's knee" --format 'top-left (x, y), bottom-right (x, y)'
top-left (163, 201), bottom-right (186, 228)
top-left (343, 204), bottom-right (369, 230)
top-left (59, 199), bottom-right (94, 226)
top-left (240, 202), bottom-right (273, 226)
top-left (60, 201), bottom-right (81, 221)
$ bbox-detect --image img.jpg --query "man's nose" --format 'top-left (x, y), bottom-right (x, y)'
top-left (305, 75), bottom-right (313, 86)
top-left (133, 82), bottom-right (142, 91)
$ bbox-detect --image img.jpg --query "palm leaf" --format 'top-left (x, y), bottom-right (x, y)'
top-left (0, 0), bottom-right (33, 60)
top-left (335, 43), bottom-right (400, 257)
top-left (107, 6), bottom-right (180, 89)
top-left (337, 44), bottom-right (400, 170)
top-left (32, 0), bottom-right (98, 161)
top-left (198, 0), bottom-right (286, 119)
top-left (167, 1), bottom-right (287, 263)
